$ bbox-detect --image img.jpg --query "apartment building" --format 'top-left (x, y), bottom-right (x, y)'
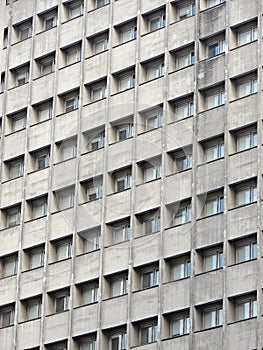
top-left (0, 0), bottom-right (262, 349)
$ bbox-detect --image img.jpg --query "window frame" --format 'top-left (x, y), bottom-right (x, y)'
top-left (55, 239), bottom-right (72, 261)
top-left (177, 2), bottom-right (196, 20)
top-left (3, 254), bottom-right (18, 277)
top-left (57, 188), bottom-right (75, 211)
top-left (236, 129), bottom-right (257, 152)
top-left (235, 295), bottom-right (257, 321)
top-left (173, 203), bottom-right (192, 226)
top-left (64, 94), bottom-right (79, 113)
top-left (9, 158), bottom-right (24, 179)
top-left (32, 197), bottom-right (48, 219)
top-left (141, 266), bottom-right (159, 289)
top-left (235, 237), bottom-right (257, 263)
top-left (204, 193), bottom-right (224, 216)
top-left (235, 183), bottom-right (257, 207)
top-left (114, 169), bottom-right (132, 193)
top-left (170, 311), bottom-right (190, 337)
top-left (54, 291), bottom-right (70, 313)
top-left (202, 305), bottom-right (223, 329)
top-left (171, 255), bottom-right (191, 281)
top-left (148, 13), bottom-right (166, 32)
top-left (81, 281), bottom-right (99, 305)
top-left (118, 72), bottom-right (135, 92)
top-left (203, 247), bottom-right (224, 272)
top-left (205, 89), bottom-right (225, 109)
top-left (0, 305), bottom-right (15, 328)
top-left (140, 322), bottom-right (158, 345)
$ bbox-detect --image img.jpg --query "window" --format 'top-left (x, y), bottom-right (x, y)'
top-left (1, 72), bottom-right (5, 92)
top-left (236, 184), bottom-right (257, 207)
top-left (37, 101), bottom-right (53, 122)
top-left (146, 61), bottom-right (164, 81)
top-left (174, 149), bottom-right (193, 172)
top-left (146, 112), bottom-right (163, 131)
top-left (237, 24), bottom-right (258, 46)
top-left (79, 229), bottom-right (100, 253)
top-left (6, 206), bottom-right (20, 228)
top-left (206, 89), bottom-right (225, 109)
top-left (177, 2), bottom-right (196, 20)
top-left (57, 188), bottom-right (75, 210)
top-left (236, 295), bottom-right (257, 321)
top-left (18, 22), bottom-right (32, 41)
top-left (64, 94), bottom-right (79, 112)
top-left (236, 129), bottom-right (257, 152)
top-left (208, 39), bottom-right (225, 58)
top-left (0, 305), bottom-right (14, 328)
top-left (236, 237), bottom-right (257, 263)
top-left (26, 298), bottom-right (42, 320)
top-left (118, 72), bottom-right (135, 92)
top-left (54, 291), bottom-right (69, 313)
top-left (171, 255), bottom-right (191, 281)
top-left (95, 0), bottom-right (110, 9)
top-left (110, 274), bottom-right (128, 297)
top-left (140, 322), bottom-right (158, 344)
top-left (55, 239), bottom-right (72, 261)
top-left (11, 111), bottom-right (26, 132)
top-left (148, 13), bottom-right (166, 32)
top-left (68, 1), bottom-right (83, 19)
top-left (202, 305), bottom-right (223, 329)
top-left (120, 22), bottom-right (137, 44)
top-left (111, 221), bottom-right (130, 244)
top-left (3, 28), bottom-right (8, 48)
top-left (110, 330), bottom-right (127, 350)
top-left (204, 138), bottom-right (224, 162)
top-left (237, 78), bottom-right (258, 98)
top-left (85, 177), bottom-right (103, 201)
top-left (9, 158), bottom-right (24, 179)
top-left (65, 44), bottom-right (81, 65)
top-left (38, 55), bottom-right (55, 76)
top-left (116, 123), bottom-right (134, 141)
top-left (15, 66), bottom-right (29, 86)
top-left (143, 211), bottom-right (160, 235)
top-left (44, 12), bottom-right (57, 30)
top-left (203, 246), bottom-right (223, 271)
top-left (176, 50), bottom-right (195, 70)
top-left (92, 33), bottom-right (109, 54)
top-left (174, 202), bottom-right (192, 226)
top-left (60, 138), bottom-right (77, 160)
top-left (32, 196), bottom-right (48, 219)
top-left (170, 311), bottom-right (190, 337)
top-left (204, 192), bottom-right (224, 216)
top-left (143, 160), bottom-right (162, 182)
top-left (81, 281), bottom-right (98, 305)
top-left (142, 266), bottom-right (159, 289)
top-left (113, 168), bottom-right (132, 192)
top-left (29, 246), bottom-right (45, 269)
top-left (35, 149), bottom-right (50, 170)
top-left (207, 0), bottom-right (226, 8)
top-left (79, 338), bottom-right (96, 350)
top-left (175, 99), bottom-right (194, 120)
top-left (3, 254), bottom-right (18, 277)
top-left (89, 131), bottom-right (105, 151)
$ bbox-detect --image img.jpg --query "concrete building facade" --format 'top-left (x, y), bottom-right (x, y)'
top-left (0, 0), bottom-right (262, 349)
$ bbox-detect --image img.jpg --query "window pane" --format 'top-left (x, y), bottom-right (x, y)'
top-left (172, 318), bottom-right (184, 336)
top-left (204, 254), bottom-right (217, 271)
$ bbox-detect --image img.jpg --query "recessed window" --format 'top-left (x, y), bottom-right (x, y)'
top-left (202, 246), bottom-right (224, 272)
top-left (177, 2), bottom-right (196, 20)
top-left (56, 187), bottom-right (75, 211)
top-left (81, 280), bottom-right (99, 305)
top-left (174, 46), bottom-right (195, 70)
top-left (235, 295), bottom-right (257, 321)
top-left (64, 43), bottom-right (82, 65)
top-left (141, 158), bottom-right (162, 183)
top-left (2, 254), bottom-right (18, 277)
top-left (25, 297), bottom-right (42, 320)
top-left (173, 201), bottom-right (192, 226)
top-left (0, 304), bottom-right (15, 328)
top-left (169, 310), bottom-right (190, 337)
top-left (117, 71), bottom-right (135, 92)
top-left (64, 93), bottom-right (79, 113)
top-left (55, 238), bottom-right (72, 261)
top-left (3, 28), bottom-right (8, 48)
top-left (31, 196), bottom-right (48, 219)
top-left (142, 210), bottom-right (160, 235)
top-left (206, 0), bottom-right (226, 9)
top-left (173, 148), bottom-right (193, 172)
top-left (28, 246), bottom-right (45, 269)
top-left (116, 123), bottom-right (134, 141)
top-left (37, 54), bottom-right (55, 76)
top-left (109, 330), bottom-right (127, 350)
top-left (78, 228), bottom-right (100, 253)
top-left (33, 148), bottom-right (50, 171)
top-left (108, 272), bottom-right (128, 297)
top-left (95, 0), bottom-right (110, 9)
top-left (235, 237), bottom-right (257, 263)
top-left (202, 304), bottom-right (223, 329)
top-left (236, 129), bottom-right (257, 152)
top-left (60, 138), bottom-right (77, 160)
top-left (67, 0), bottom-right (83, 19)
top-left (235, 183), bottom-right (257, 207)
top-left (119, 21), bottom-right (137, 44)
top-left (141, 266), bottom-right (159, 289)
top-left (89, 130), bottom-right (105, 151)
top-left (54, 290), bottom-right (70, 313)
top-left (91, 32), bottom-right (109, 55)
top-left (148, 12), bottom-right (166, 32)
top-left (112, 167), bottom-right (132, 193)
top-left (237, 78), bottom-right (258, 98)
top-left (146, 112), bottom-right (163, 131)
top-left (88, 79), bottom-right (107, 102)
top-left (237, 22), bottom-right (258, 47)
top-left (145, 60), bottom-right (164, 81)
top-left (40, 9), bottom-right (57, 31)
top-left (78, 336), bottom-right (96, 350)
top-left (11, 111), bottom-right (27, 132)
top-left (174, 97), bottom-right (194, 120)
top-left (140, 321), bottom-right (158, 344)
top-left (6, 206), bottom-right (21, 228)
top-left (171, 254), bottom-right (191, 281)
top-left (203, 191), bottom-right (224, 216)
top-left (35, 101), bottom-right (52, 123)
top-left (109, 219), bottom-right (130, 244)
top-left (8, 157), bottom-right (24, 179)
top-left (16, 20), bottom-right (32, 41)
top-left (15, 65), bottom-right (29, 86)
top-left (203, 137), bottom-right (224, 162)
top-left (85, 177), bottom-right (103, 201)
top-left (205, 88), bottom-right (225, 109)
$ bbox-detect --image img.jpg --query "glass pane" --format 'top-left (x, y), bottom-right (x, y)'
top-left (207, 93), bottom-right (219, 109)
top-left (84, 231), bottom-right (99, 252)
top-left (203, 310), bottom-right (216, 328)
top-left (252, 242), bottom-right (257, 259)
top-left (236, 188), bottom-right (250, 206)
top-left (206, 145), bottom-right (218, 161)
top-left (30, 251), bottom-right (43, 269)
top-left (57, 243), bottom-right (70, 260)
top-left (149, 18), bottom-right (160, 31)
top-left (172, 318), bottom-right (184, 336)
top-left (237, 301), bottom-right (249, 320)
top-left (238, 30), bottom-right (251, 45)
top-left (236, 244), bottom-right (249, 262)
top-left (172, 262), bottom-right (184, 280)
top-left (177, 104), bottom-right (188, 119)
top-left (206, 199), bottom-right (217, 216)
top-left (204, 254), bottom-right (217, 271)
top-left (83, 287), bottom-right (96, 304)
top-left (252, 300), bottom-right (257, 317)
top-left (28, 302), bottom-right (40, 319)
